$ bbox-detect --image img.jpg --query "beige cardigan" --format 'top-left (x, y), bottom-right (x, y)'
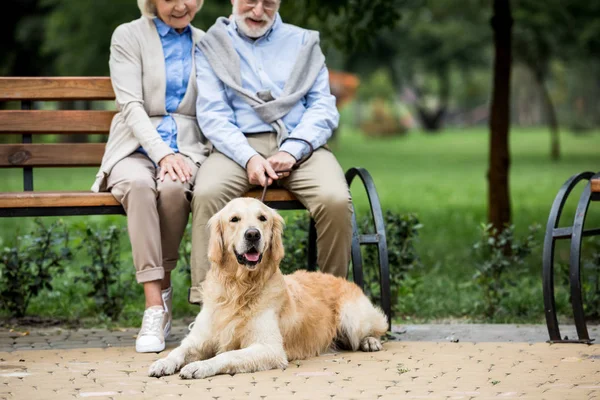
top-left (92, 17), bottom-right (211, 192)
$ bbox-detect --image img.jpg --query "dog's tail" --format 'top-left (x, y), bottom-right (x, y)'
top-left (336, 295), bottom-right (388, 351)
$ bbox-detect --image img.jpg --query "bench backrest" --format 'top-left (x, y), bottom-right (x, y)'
top-left (0, 77), bottom-right (115, 190)
top-left (0, 77), bottom-right (306, 208)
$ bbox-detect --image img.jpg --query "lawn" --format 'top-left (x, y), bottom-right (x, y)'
top-left (1, 126), bottom-right (599, 326)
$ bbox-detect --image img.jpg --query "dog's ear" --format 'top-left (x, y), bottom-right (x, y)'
top-left (269, 210), bottom-right (285, 262)
top-left (207, 213), bottom-right (224, 265)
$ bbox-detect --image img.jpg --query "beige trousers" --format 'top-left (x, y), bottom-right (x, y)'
top-left (107, 152), bottom-right (199, 283)
top-left (189, 133), bottom-right (353, 303)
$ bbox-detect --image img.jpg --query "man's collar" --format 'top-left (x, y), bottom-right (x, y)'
top-left (266, 13), bottom-right (282, 39)
top-left (231, 13), bottom-right (282, 42)
top-left (154, 17), bottom-right (191, 37)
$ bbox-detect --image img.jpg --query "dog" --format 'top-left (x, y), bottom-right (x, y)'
top-left (148, 197), bottom-right (388, 379)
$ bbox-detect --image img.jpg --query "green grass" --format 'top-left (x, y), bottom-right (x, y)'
top-left (332, 127), bottom-right (600, 261)
top-left (330, 126), bottom-right (600, 322)
top-left (1, 126), bottom-right (600, 326)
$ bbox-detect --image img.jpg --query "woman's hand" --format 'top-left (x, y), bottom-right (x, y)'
top-left (158, 154), bottom-right (193, 182)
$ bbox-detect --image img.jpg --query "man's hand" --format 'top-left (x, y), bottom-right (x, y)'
top-left (158, 154), bottom-right (193, 182)
top-left (246, 155), bottom-right (279, 187)
top-left (267, 151), bottom-right (296, 179)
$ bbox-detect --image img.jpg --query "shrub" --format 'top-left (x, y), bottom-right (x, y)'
top-left (178, 222), bottom-right (193, 285)
top-left (582, 238), bottom-right (600, 320)
top-left (0, 219), bottom-right (72, 317)
top-left (361, 211), bottom-right (422, 312)
top-left (355, 68), bottom-right (410, 137)
top-left (76, 224), bottom-right (134, 320)
top-left (472, 223), bottom-right (540, 319)
top-left (279, 212), bottom-right (311, 275)
top-left (279, 210), bottom-right (422, 313)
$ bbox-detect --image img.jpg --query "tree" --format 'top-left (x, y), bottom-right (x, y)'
top-left (39, 0), bottom-right (230, 76)
top-left (512, 0), bottom-right (566, 161)
top-left (323, 0), bottom-right (492, 132)
top-left (37, 0), bottom-right (404, 76)
top-left (0, 0), bottom-right (54, 76)
top-left (512, 0), bottom-right (600, 160)
top-left (488, 0), bottom-right (513, 233)
top-left (280, 0), bottom-right (404, 54)
top-left (396, 0), bottom-right (491, 131)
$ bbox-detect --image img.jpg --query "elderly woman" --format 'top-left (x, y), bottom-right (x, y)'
top-left (91, 0), bottom-right (210, 353)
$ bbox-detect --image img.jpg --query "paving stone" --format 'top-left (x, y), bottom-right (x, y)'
top-left (0, 324), bottom-right (599, 399)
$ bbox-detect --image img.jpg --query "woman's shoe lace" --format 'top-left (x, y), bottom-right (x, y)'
top-left (139, 307), bottom-right (164, 336)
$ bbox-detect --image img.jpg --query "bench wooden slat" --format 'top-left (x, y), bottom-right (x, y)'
top-left (0, 110), bottom-right (115, 134)
top-left (0, 143), bottom-right (105, 167)
top-left (244, 188), bottom-right (299, 202)
top-left (0, 189), bottom-right (299, 209)
top-left (592, 178), bottom-right (600, 193)
top-left (0, 192), bottom-right (120, 208)
top-left (0, 77), bottom-right (114, 101)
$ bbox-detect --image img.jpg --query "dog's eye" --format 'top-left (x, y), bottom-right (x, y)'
top-left (258, 215), bottom-right (267, 222)
top-left (230, 216), bottom-right (240, 223)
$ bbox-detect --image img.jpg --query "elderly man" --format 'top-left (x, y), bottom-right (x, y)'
top-left (189, 0), bottom-right (352, 303)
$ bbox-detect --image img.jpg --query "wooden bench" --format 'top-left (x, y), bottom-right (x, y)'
top-left (542, 171), bottom-right (600, 344)
top-left (0, 77), bottom-right (392, 329)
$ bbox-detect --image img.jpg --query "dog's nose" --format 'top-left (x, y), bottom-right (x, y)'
top-left (245, 228), bottom-right (261, 242)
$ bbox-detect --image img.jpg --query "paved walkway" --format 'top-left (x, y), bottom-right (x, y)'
top-left (0, 323), bottom-right (598, 399)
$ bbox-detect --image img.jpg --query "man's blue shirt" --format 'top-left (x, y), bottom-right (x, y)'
top-left (195, 14), bottom-right (339, 167)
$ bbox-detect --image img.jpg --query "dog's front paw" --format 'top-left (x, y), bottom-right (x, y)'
top-left (179, 361), bottom-right (215, 380)
top-left (148, 358), bottom-right (180, 377)
top-left (360, 337), bottom-right (383, 352)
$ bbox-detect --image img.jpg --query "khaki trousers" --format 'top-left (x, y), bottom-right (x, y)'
top-left (107, 152), bottom-right (199, 283)
top-left (189, 133), bottom-right (353, 303)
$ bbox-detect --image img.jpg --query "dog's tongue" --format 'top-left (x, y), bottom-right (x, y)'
top-left (245, 252), bottom-right (260, 262)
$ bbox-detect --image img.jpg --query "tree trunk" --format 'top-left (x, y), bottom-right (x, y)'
top-left (537, 75), bottom-right (560, 161)
top-left (488, 0), bottom-right (513, 233)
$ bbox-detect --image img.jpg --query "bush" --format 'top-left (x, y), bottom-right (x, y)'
top-left (178, 222), bottom-right (193, 285)
top-left (472, 223), bottom-right (539, 319)
top-left (280, 212), bottom-right (312, 275)
top-left (0, 219), bottom-right (72, 317)
top-left (76, 224), bottom-right (134, 320)
top-left (361, 211), bottom-right (422, 313)
top-left (581, 238), bottom-right (600, 320)
top-left (0, 211), bottom-right (421, 323)
top-left (279, 210), bottom-right (422, 313)
top-left (356, 68), bottom-right (410, 137)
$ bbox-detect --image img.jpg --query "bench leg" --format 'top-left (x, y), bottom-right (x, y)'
top-left (542, 171), bottom-right (595, 343)
top-left (345, 167), bottom-right (391, 331)
top-left (349, 205), bottom-right (365, 290)
top-left (307, 218), bottom-right (318, 272)
top-left (570, 182), bottom-right (593, 343)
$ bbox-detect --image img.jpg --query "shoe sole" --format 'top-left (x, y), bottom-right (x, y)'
top-left (136, 341), bottom-right (166, 353)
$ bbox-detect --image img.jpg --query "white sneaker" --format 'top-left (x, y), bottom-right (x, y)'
top-left (136, 306), bottom-right (166, 353)
top-left (161, 286), bottom-right (173, 339)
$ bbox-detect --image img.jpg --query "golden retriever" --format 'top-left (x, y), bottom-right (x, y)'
top-left (148, 197), bottom-right (388, 380)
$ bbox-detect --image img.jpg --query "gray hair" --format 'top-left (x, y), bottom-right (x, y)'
top-left (137, 0), bottom-right (204, 18)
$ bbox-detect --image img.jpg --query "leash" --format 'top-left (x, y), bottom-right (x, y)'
top-left (260, 138), bottom-right (314, 203)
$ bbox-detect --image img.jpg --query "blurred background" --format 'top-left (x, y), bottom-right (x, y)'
top-left (1, 0), bottom-right (600, 329)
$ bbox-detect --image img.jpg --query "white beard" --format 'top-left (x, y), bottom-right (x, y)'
top-left (233, 9), bottom-right (275, 38)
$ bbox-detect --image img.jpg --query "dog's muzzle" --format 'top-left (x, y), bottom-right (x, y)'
top-left (234, 228), bottom-right (263, 268)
